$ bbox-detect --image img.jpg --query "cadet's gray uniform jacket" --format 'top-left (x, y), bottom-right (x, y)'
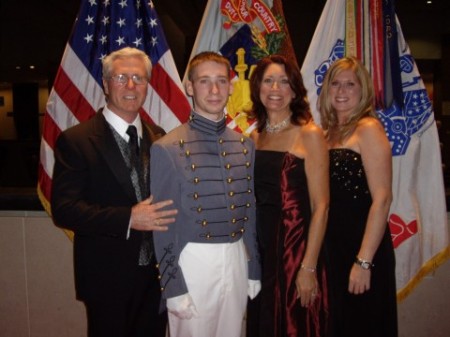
top-left (151, 112), bottom-right (261, 299)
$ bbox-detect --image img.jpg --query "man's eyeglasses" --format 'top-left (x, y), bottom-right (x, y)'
top-left (108, 74), bottom-right (148, 86)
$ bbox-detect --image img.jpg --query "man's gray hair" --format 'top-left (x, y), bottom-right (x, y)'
top-left (102, 47), bottom-right (152, 78)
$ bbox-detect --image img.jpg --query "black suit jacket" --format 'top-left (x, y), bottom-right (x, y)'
top-left (51, 111), bottom-right (164, 301)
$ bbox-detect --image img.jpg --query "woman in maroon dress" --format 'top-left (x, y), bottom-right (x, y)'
top-left (246, 55), bottom-right (330, 337)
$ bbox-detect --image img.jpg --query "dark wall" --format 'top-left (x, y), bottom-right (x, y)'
top-left (3, 0), bottom-right (448, 83)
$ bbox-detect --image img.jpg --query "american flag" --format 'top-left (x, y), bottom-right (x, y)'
top-left (37, 0), bottom-right (191, 212)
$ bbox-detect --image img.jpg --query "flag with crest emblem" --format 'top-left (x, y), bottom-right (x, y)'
top-left (184, 0), bottom-right (296, 135)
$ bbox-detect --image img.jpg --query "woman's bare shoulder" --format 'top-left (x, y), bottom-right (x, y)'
top-left (298, 121), bottom-right (326, 141)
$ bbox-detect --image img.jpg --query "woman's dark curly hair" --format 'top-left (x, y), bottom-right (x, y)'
top-left (249, 55), bottom-right (312, 133)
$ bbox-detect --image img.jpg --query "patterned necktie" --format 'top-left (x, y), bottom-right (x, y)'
top-left (127, 125), bottom-right (152, 266)
top-left (126, 125), bottom-right (144, 196)
top-left (126, 125), bottom-right (139, 163)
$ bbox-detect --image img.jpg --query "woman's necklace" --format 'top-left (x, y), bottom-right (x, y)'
top-left (265, 114), bottom-right (291, 134)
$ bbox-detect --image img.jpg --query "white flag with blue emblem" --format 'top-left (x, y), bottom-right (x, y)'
top-left (301, 0), bottom-right (449, 298)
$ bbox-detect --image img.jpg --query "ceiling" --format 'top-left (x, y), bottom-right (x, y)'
top-left (0, 0), bottom-right (448, 84)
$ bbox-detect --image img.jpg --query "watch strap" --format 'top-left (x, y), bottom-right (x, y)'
top-left (354, 256), bottom-right (374, 270)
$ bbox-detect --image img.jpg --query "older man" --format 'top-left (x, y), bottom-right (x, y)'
top-left (51, 47), bottom-right (177, 337)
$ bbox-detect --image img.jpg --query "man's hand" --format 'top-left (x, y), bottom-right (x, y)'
top-left (130, 195), bottom-right (177, 231)
top-left (167, 293), bottom-right (199, 320)
top-left (248, 279), bottom-right (261, 299)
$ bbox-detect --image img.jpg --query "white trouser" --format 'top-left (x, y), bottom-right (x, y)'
top-left (168, 239), bottom-right (248, 337)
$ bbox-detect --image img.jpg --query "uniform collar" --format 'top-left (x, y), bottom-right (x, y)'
top-left (189, 111), bottom-right (226, 135)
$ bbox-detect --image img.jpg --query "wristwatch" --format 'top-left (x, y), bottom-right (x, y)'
top-left (354, 256), bottom-right (374, 270)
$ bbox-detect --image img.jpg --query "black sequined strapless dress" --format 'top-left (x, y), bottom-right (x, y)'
top-left (326, 149), bottom-right (397, 337)
top-left (248, 150), bottom-right (329, 337)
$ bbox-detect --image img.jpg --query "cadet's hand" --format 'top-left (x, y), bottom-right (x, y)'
top-left (167, 293), bottom-right (199, 320)
top-left (248, 279), bottom-right (261, 299)
top-left (130, 195), bottom-right (177, 231)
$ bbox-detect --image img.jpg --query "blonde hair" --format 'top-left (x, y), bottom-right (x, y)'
top-left (318, 57), bottom-right (376, 143)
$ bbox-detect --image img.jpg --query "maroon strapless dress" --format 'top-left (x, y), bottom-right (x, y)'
top-left (249, 151), bottom-right (329, 337)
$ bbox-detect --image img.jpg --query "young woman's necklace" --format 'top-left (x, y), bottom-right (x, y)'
top-left (266, 114), bottom-right (291, 134)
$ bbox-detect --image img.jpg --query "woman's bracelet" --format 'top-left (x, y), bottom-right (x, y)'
top-left (300, 263), bottom-right (316, 273)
